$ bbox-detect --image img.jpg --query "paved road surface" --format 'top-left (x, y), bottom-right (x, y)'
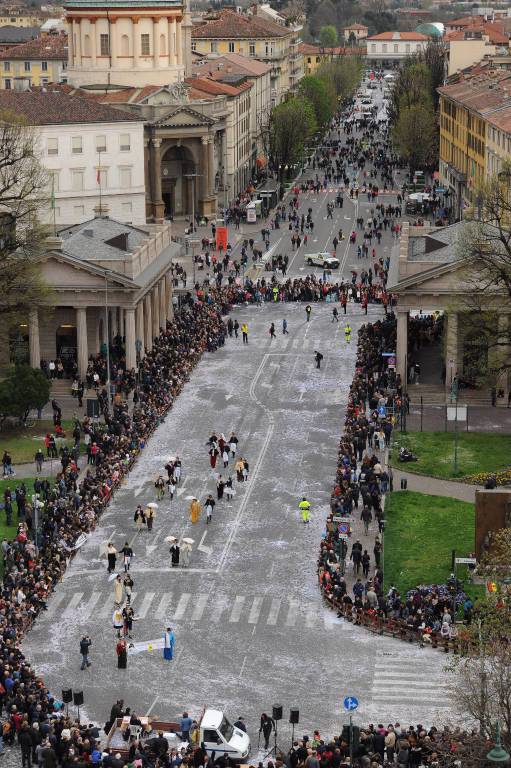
top-left (23, 304), bottom-right (456, 739)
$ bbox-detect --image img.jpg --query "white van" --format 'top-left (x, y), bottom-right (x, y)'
top-left (305, 252), bottom-right (340, 268)
top-left (200, 709), bottom-right (250, 762)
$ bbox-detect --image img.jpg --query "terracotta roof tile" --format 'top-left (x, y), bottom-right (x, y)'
top-left (438, 70), bottom-right (511, 116)
top-left (185, 74), bottom-right (252, 96)
top-left (192, 9), bottom-right (290, 39)
top-left (0, 33), bottom-right (68, 60)
top-left (194, 51), bottom-right (271, 75)
top-left (367, 30), bottom-right (428, 40)
top-left (0, 89), bottom-right (141, 124)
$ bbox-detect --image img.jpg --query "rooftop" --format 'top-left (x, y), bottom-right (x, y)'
top-left (0, 89), bottom-right (141, 124)
top-left (64, 0), bottom-right (181, 7)
top-left (184, 74), bottom-right (252, 97)
top-left (367, 30), bottom-right (429, 40)
top-left (438, 69), bottom-right (511, 115)
top-left (59, 216), bottom-right (149, 262)
top-left (193, 50), bottom-right (271, 76)
top-left (446, 23), bottom-right (509, 44)
top-left (191, 9), bottom-right (290, 40)
top-left (298, 42), bottom-right (362, 55)
top-left (0, 32), bottom-right (67, 59)
top-left (0, 25), bottom-right (39, 43)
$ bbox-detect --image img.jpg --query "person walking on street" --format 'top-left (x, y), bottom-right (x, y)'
top-left (241, 323), bottom-right (249, 344)
top-left (299, 497), bottom-right (311, 524)
top-left (269, 323), bottom-right (276, 340)
top-left (305, 305), bottom-right (312, 322)
top-left (282, 318), bottom-right (288, 335)
top-left (121, 542), bottom-right (133, 571)
top-left (259, 714), bottom-right (274, 750)
top-left (80, 635), bottom-right (92, 670)
top-left (345, 323), bottom-right (352, 343)
top-left (332, 307), bottom-right (339, 322)
top-left (205, 494), bottom-right (215, 524)
top-left (361, 505), bottom-right (372, 535)
top-left (314, 350), bottom-right (323, 369)
top-left (35, 449), bottom-right (44, 473)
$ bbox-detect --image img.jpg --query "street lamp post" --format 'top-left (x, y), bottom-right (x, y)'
top-left (487, 723), bottom-right (510, 764)
top-left (183, 173), bottom-right (202, 233)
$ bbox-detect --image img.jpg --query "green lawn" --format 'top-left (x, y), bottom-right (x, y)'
top-left (384, 490), bottom-right (476, 596)
top-left (0, 477), bottom-right (55, 575)
top-left (0, 419), bottom-right (81, 465)
top-left (390, 431), bottom-right (511, 480)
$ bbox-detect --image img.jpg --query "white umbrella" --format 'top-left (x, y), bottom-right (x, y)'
top-left (167, 456), bottom-right (176, 462)
top-left (165, 535), bottom-right (177, 543)
top-left (182, 537), bottom-right (195, 545)
top-left (147, 502), bottom-right (158, 509)
top-left (185, 495), bottom-right (196, 501)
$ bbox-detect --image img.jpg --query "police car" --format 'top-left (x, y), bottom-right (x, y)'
top-left (305, 252), bottom-right (340, 268)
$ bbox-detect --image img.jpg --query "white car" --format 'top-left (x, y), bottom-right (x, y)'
top-left (305, 252), bottom-right (340, 268)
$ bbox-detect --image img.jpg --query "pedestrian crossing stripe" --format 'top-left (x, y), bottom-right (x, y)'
top-left (369, 658), bottom-right (453, 710)
top-left (45, 590), bottom-right (341, 630)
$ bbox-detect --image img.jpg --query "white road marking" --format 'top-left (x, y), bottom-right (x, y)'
top-left (266, 598), bottom-right (281, 625)
top-left (137, 591), bottom-right (155, 618)
top-left (229, 596), bottom-right (246, 622)
top-left (191, 594), bottom-right (209, 621)
top-left (197, 530), bottom-right (212, 555)
top-left (82, 591), bottom-right (102, 619)
top-left (248, 596), bottom-right (263, 624)
top-left (155, 593), bottom-right (173, 618)
top-left (62, 592), bottom-right (84, 617)
top-left (173, 593), bottom-right (190, 619)
top-left (146, 696), bottom-right (159, 716)
top-left (285, 599), bottom-right (300, 626)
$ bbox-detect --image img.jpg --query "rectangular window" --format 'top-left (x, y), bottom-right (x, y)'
top-left (71, 170), bottom-right (84, 191)
top-left (191, 40), bottom-right (196, 51)
top-left (4, 78), bottom-right (10, 89)
top-left (210, 40), bottom-right (217, 53)
top-left (3, 62), bottom-right (9, 71)
top-left (100, 33), bottom-right (109, 55)
top-left (71, 136), bottom-right (82, 154)
top-left (249, 43), bottom-right (255, 56)
top-left (393, 44), bottom-right (398, 53)
top-left (119, 167), bottom-right (132, 187)
top-left (24, 61), bottom-right (30, 71)
top-left (141, 33), bottom-right (150, 55)
top-left (382, 43), bottom-right (387, 53)
top-left (47, 137), bottom-right (58, 155)
top-left (96, 134), bottom-right (107, 153)
top-left (41, 60), bottom-right (48, 71)
top-left (228, 41), bottom-right (234, 52)
top-left (405, 43), bottom-right (410, 52)
top-left (119, 133), bottom-right (130, 151)
top-left (371, 43), bottom-right (376, 52)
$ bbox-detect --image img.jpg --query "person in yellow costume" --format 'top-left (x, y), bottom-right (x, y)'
top-left (298, 497), bottom-right (311, 524)
top-left (189, 497), bottom-right (201, 523)
top-left (344, 323), bottom-right (352, 343)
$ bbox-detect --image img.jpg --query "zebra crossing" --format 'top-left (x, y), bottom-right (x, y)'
top-left (47, 589), bottom-right (346, 631)
top-left (368, 650), bottom-right (453, 716)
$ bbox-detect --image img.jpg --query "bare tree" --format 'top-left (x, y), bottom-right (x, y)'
top-left (0, 111), bottom-right (51, 337)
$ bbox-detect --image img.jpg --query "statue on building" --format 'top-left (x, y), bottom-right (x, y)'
top-left (167, 82), bottom-right (190, 104)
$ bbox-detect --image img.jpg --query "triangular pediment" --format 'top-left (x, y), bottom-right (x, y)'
top-left (154, 105), bottom-right (216, 129)
top-left (40, 252), bottom-right (134, 289)
top-left (394, 257), bottom-right (506, 295)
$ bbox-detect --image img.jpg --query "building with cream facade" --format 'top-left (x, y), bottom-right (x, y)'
top-left (65, 0), bottom-right (192, 87)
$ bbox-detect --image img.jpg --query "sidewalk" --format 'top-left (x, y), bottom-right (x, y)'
top-left (392, 467), bottom-right (480, 503)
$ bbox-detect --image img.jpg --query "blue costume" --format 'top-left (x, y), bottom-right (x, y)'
top-left (163, 628), bottom-right (175, 661)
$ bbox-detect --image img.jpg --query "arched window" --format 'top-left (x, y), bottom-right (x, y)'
top-left (83, 33), bottom-right (91, 56)
top-left (120, 34), bottom-right (129, 56)
top-left (159, 33), bottom-right (166, 55)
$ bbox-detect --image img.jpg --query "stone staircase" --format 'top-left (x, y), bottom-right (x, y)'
top-left (408, 382), bottom-right (493, 407)
top-left (42, 379), bottom-right (88, 420)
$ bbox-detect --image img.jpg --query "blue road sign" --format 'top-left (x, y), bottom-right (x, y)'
top-left (378, 405), bottom-right (386, 416)
top-left (343, 696), bottom-right (359, 712)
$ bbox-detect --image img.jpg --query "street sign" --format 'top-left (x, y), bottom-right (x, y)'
top-left (343, 696), bottom-right (358, 712)
top-left (338, 522), bottom-right (350, 535)
top-left (447, 405), bottom-right (467, 421)
top-left (455, 557), bottom-right (477, 565)
top-left (339, 534), bottom-right (349, 540)
top-left (378, 405), bottom-right (386, 416)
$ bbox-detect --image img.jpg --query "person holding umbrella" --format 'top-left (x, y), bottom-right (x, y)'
top-left (145, 503), bottom-right (157, 532)
top-left (181, 538), bottom-right (193, 567)
top-left (167, 536), bottom-right (180, 567)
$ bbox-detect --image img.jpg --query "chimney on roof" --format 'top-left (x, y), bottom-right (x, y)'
top-left (46, 235), bottom-right (63, 251)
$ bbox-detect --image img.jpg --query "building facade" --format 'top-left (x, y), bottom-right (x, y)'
top-left (0, 89), bottom-right (146, 226)
top-left (11, 213), bottom-right (179, 377)
top-left (343, 23), bottom-right (368, 45)
top-left (192, 9), bottom-right (302, 105)
top-left (64, 0), bottom-right (193, 87)
top-left (0, 33), bottom-right (68, 89)
top-left (365, 31), bottom-right (428, 66)
top-left (299, 42), bottom-right (364, 76)
top-left (438, 70), bottom-right (511, 217)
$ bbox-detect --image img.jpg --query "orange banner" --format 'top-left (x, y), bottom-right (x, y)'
top-left (216, 226), bottom-right (228, 251)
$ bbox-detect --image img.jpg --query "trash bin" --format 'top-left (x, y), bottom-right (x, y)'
top-left (400, 478), bottom-right (408, 490)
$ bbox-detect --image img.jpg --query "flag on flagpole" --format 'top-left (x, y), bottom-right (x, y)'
top-left (96, 167), bottom-right (101, 185)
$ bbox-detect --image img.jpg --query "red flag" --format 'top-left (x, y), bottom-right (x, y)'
top-left (96, 168), bottom-right (101, 185)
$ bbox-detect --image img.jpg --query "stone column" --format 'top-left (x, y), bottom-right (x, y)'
top-left (165, 273), bottom-right (173, 320)
top-left (75, 17), bottom-right (82, 65)
top-left (76, 307), bottom-right (88, 380)
top-left (151, 138), bottom-right (164, 221)
top-left (176, 16), bottom-right (182, 65)
top-left (90, 19), bottom-right (96, 66)
top-left (136, 301), bottom-right (144, 354)
top-left (109, 17), bottom-right (117, 66)
top-left (118, 307), bottom-right (125, 338)
top-left (445, 311), bottom-right (459, 393)
top-left (396, 309), bottom-right (408, 389)
top-left (68, 20), bottom-right (74, 66)
top-left (153, 17), bottom-right (160, 68)
top-left (201, 136), bottom-right (210, 200)
top-left (168, 17), bottom-right (176, 65)
top-left (144, 293), bottom-right (153, 351)
top-left (111, 307), bottom-right (118, 338)
top-left (208, 136), bottom-right (215, 197)
top-left (152, 286), bottom-right (160, 337)
top-left (125, 309), bottom-right (136, 370)
top-left (159, 279), bottom-right (166, 327)
top-left (28, 308), bottom-right (40, 369)
top-left (132, 17), bottom-right (140, 68)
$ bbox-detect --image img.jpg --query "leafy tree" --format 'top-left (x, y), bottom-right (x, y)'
top-left (0, 365), bottom-right (50, 422)
top-left (361, 10), bottom-right (396, 34)
top-left (0, 111), bottom-right (52, 338)
top-left (317, 56), bottom-right (364, 100)
top-left (319, 24), bottom-right (338, 49)
top-left (298, 75), bottom-right (336, 126)
top-left (269, 96), bottom-right (317, 188)
top-left (392, 103), bottom-right (437, 174)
